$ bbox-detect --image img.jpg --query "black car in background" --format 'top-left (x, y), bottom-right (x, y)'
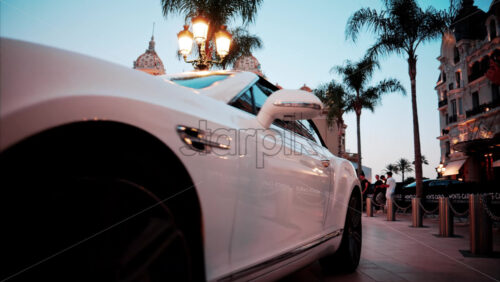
top-left (398, 179), bottom-right (463, 194)
top-left (393, 179), bottom-right (499, 214)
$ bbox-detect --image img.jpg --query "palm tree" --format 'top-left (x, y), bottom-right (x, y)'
top-left (333, 55), bottom-right (406, 175)
top-left (162, 0), bottom-right (263, 65)
top-left (218, 27), bottom-right (263, 70)
top-left (346, 0), bottom-right (447, 197)
top-left (314, 80), bottom-right (348, 156)
top-left (385, 163), bottom-right (400, 174)
top-left (395, 158), bottom-right (414, 183)
top-left (413, 155), bottom-right (429, 166)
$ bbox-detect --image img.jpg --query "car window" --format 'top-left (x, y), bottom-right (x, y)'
top-left (297, 120), bottom-right (323, 144)
top-left (229, 89), bottom-right (254, 115)
top-left (171, 74), bottom-right (229, 89)
top-left (228, 79), bottom-right (321, 142)
top-left (405, 182), bottom-right (417, 188)
top-left (251, 83), bottom-right (319, 141)
top-left (404, 179), bottom-right (431, 188)
top-left (252, 84), bottom-right (270, 114)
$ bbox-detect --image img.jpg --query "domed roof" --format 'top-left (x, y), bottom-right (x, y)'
top-left (299, 84), bottom-right (312, 92)
top-left (451, 0), bottom-right (486, 41)
top-left (133, 36), bottom-right (165, 75)
top-left (233, 54), bottom-right (263, 76)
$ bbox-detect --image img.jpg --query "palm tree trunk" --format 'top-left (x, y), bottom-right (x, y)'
top-left (356, 112), bottom-right (362, 175)
top-left (408, 54), bottom-right (423, 198)
top-left (337, 122), bottom-right (343, 156)
top-left (402, 170), bottom-right (405, 183)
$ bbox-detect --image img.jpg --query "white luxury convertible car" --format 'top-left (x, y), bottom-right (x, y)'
top-left (0, 38), bottom-right (361, 282)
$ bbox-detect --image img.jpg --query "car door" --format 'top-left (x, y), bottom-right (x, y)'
top-left (229, 81), bottom-right (332, 272)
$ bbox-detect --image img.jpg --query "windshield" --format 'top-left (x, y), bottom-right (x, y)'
top-left (171, 74), bottom-right (229, 89)
top-left (404, 179), bottom-right (431, 188)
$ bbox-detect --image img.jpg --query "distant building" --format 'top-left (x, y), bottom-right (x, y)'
top-left (232, 54), bottom-right (263, 77)
top-left (435, 0), bottom-right (500, 181)
top-left (133, 36), bottom-right (165, 75)
top-left (299, 84), bottom-right (313, 92)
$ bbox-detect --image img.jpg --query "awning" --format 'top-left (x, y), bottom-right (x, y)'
top-left (442, 159), bottom-right (467, 176)
top-left (493, 159), bottom-right (500, 168)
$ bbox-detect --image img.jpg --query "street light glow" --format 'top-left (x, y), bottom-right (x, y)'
top-left (177, 25), bottom-right (193, 56)
top-left (192, 15), bottom-right (209, 44)
top-left (215, 25), bottom-right (232, 58)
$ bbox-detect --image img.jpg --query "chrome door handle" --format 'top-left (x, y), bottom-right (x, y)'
top-left (321, 160), bottom-right (330, 168)
top-left (177, 125), bottom-right (230, 152)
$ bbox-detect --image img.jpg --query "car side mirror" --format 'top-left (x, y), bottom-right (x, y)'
top-left (256, 89), bottom-right (323, 129)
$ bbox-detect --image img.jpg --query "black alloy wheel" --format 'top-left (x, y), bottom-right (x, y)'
top-left (320, 191), bottom-right (362, 273)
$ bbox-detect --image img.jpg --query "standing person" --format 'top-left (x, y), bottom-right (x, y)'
top-left (385, 172), bottom-right (396, 208)
top-left (359, 172), bottom-right (370, 208)
top-left (372, 175), bottom-right (383, 210)
top-left (375, 175), bottom-right (387, 211)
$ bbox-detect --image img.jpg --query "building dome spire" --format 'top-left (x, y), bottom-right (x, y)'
top-left (133, 24), bottom-right (165, 76)
top-left (148, 23), bottom-right (156, 51)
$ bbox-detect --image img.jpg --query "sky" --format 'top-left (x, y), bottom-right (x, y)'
top-left (0, 0), bottom-right (493, 181)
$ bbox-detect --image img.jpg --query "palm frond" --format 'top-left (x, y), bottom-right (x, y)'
top-left (345, 8), bottom-right (388, 42)
top-left (314, 80), bottom-right (348, 128)
top-left (215, 27), bottom-right (263, 69)
top-left (396, 157), bottom-right (414, 173)
top-left (161, 0), bottom-right (263, 26)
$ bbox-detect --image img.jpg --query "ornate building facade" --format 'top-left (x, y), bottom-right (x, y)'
top-left (133, 36), bottom-right (165, 75)
top-left (232, 54), bottom-right (263, 77)
top-left (436, 0), bottom-right (500, 181)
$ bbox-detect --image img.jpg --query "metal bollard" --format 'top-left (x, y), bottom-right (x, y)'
top-left (386, 198), bottom-right (396, 221)
top-left (412, 197), bottom-right (423, 227)
top-left (366, 198), bottom-right (373, 217)
top-left (438, 197), bottom-right (454, 237)
top-left (469, 194), bottom-right (492, 255)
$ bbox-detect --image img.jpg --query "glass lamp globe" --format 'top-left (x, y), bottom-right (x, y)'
top-left (177, 25), bottom-right (194, 56)
top-left (215, 25), bottom-right (232, 58)
top-left (192, 15), bottom-right (209, 44)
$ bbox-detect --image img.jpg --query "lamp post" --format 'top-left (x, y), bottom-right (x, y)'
top-left (177, 15), bottom-right (232, 70)
top-left (436, 163), bottom-right (445, 178)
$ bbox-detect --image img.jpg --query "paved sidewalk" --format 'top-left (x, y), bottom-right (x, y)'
top-left (281, 213), bottom-right (500, 282)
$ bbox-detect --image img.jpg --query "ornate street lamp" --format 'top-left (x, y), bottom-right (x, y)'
top-left (177, 15), bottom-right (232, 70)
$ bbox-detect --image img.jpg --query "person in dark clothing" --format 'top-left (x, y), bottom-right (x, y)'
top-left (359, 172), bottom-right (370, 208)
top-left (373, 175), bottom-right (387, 210)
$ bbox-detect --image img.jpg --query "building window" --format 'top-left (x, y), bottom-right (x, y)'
top-left (458, 97), bottom-right (463, 115)
top-left (454, 47), bottom-right (460, 64)
top-left (490, 20), bottom-right (497, 40)
top-left (451, 99), bottom-right (457, 115)
top-left (481, 56), bottom-right (490, 74)
top-left (445, 113), bottom-right (449, 125)
top-left (472, 91), bottom-right (479, 109)
top-left (445, 141), bottom-right (451, 157)
top-left (449, 83), bottom-right (454, 90)
top-left (493, 84), bottom-right (500, 102)
top-left (455, 71), bottom-right (461, 88)
top-left (442, 72), bottom-right (447, 82)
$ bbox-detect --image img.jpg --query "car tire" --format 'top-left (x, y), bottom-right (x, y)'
top-left (320, 191), bottom-right (362, 273)
top-left (1, 132), bottom-right (195, 281)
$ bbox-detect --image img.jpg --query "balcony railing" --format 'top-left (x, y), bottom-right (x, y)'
top-left (465, 99), bottom-right (500, 118)
top-left (438, 98), bottom-right (448, 108)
